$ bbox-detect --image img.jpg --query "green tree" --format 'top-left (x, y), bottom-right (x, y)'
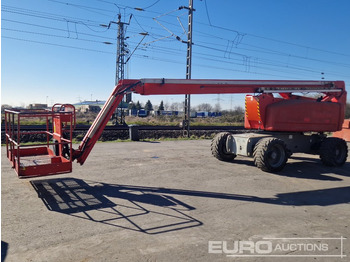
top-left (159, 100), bottom-right (165, 111)
top-left (145, 100), bottom-right (153, 111)
top-left (136, 101), bottom-right (142, 110)
top-left (196, 103), bottom-right (212, 112)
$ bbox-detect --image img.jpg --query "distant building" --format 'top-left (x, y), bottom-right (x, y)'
top-left (78, 105), bottom-right (101, 113)
top-left (74, 100), bottom-right (129, 113)
top-left (28, 103), bottom-right (48, 109)
top-left (74, 100), bottom-right (105, 113)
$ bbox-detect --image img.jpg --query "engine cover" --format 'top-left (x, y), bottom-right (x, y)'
top-left (244, 94), bottom-right (344, 132)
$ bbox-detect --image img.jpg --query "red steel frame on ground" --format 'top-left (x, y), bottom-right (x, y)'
top-left (5, 104), bottom-right (75, 177)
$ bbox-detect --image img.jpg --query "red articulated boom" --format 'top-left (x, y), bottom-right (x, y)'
top-left (5, 78), bottom-right (348, 177)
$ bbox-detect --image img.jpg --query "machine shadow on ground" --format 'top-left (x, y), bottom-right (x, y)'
top-left (1, 241), bottom-right (8, 262)
top-left (230, 156), bottom-right (350, 181)
top-left (30, 178), bottom-right (202, 234)
top-left (31, 177), bottom-right (350, 234)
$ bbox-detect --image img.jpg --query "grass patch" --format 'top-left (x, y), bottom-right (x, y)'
top-left (3, 114), bottom-right (244, 127)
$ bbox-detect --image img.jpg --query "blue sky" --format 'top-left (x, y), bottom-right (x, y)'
top-left (2, 0), bottom-right (350, 110)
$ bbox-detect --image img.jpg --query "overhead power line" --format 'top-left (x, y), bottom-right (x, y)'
top-left (4, 35), bottom-right (350, 82)
top-left (46, 0), bottom-right (117, 15)
top-left (5, 2), bottom-right (349, 59)
top-left (198, 0), bottom-right (350, 58)
top-left (2, 5), bottom-right (110, 31)
top-left (2, 36), bottom-right (115, 54)
top-left (3, 18), bottom-right (117, 40)
top-left (3, 2), bottom-right (350, 83)
top-left (3, 24), bottom-right (349, 79)
top-left (142, 0), bottom-right (161, 10)
top-left (2, 28), bottom-right (113, 45)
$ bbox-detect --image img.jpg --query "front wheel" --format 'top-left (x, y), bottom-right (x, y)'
top-left (211, 132), bottom-right (236, 162)
top-left (253, 137), bottom-right (288, 172)
top-left (320, 137), bottom-right (348, 166)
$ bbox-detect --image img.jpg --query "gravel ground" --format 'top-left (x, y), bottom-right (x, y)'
top-left (2, 140), bottom-right (350, 262)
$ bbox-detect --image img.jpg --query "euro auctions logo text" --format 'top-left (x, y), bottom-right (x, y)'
top-left (208, 237), bottom-right (346, 258)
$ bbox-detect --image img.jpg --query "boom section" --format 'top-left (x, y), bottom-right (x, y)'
top-left (74, 80), bottom-right (141, 164)
top-left (133, 79), bottom-right (344, 96)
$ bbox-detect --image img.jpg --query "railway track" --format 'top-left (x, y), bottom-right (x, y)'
top-left (2, 125), bottom-right (245, 131)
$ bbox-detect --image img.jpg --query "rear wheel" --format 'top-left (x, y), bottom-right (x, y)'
top-left (211, 132), bottom-right (236, 162)
top-left (253, 137), bottom-right (288, 172)
top-left (320, 137), bottom-right (348, 166)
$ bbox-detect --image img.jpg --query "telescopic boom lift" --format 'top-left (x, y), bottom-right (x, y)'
top-left (5, 79), bottom-right (348, 177)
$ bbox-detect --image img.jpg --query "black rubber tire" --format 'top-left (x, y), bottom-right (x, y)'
top-left (211, 132), bottom-right (236, 162)
top-left (320, 137), bottom-right (348, 166)
top-left (253, 137), bottom-right (288, 172)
